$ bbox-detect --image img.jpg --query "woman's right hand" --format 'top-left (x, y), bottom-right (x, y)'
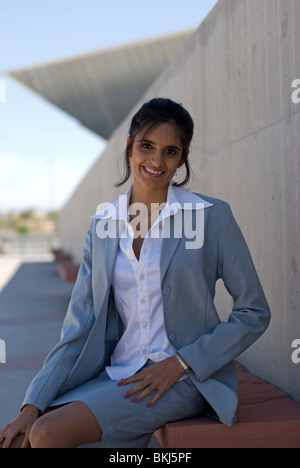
top-left (0, 404), bottom-right (40, 448)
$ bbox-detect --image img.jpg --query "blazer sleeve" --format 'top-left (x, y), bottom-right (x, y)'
top-left (21, 223), bottom-right (96, 411)
top-left (179, 202), bottom-right (271, 382)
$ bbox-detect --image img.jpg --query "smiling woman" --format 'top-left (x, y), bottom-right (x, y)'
top-left (129, 124), bottom-right (185, 191)
top-left (116, 98), bottom-right (193, 189)
top-left (0, 97), bottom-right (270, 449)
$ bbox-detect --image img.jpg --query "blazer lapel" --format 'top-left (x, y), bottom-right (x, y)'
top-left (160, 212), bottom-right (183, 283)
top-left (92, 219), bottom-right (120, 318)
top-left (104, 220), bottom-right (121, 286)
top-left (93, 213), bottom-right (183, 308)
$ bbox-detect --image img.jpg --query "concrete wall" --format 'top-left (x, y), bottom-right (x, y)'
top-left (59, 0), bottom-right (300, 402)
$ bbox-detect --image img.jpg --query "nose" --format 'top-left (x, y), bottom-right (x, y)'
top-left (151, 149), bottom-right (164, 167)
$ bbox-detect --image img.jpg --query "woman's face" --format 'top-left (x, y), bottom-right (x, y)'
top-left (128, 122), bottom-right (188, 191)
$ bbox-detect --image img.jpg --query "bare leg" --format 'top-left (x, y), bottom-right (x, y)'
top-left (29, 401), bottom-right (102, 448)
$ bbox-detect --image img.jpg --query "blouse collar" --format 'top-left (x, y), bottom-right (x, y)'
top-left (91, 181), bottom-right (213, 221)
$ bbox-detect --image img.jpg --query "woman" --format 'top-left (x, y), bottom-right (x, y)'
top-left (0, 98), bottom-right (271, 448)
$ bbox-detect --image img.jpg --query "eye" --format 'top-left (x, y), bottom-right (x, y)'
top-left (165, 148), bottom-right (179, 156)
top-left (141, 143), bottom-right (153, 150)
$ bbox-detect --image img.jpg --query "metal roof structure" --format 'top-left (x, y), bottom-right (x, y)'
top-left (6, 30), bottom-right (194, 140)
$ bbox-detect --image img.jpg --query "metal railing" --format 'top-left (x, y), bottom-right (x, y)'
top-left (0, 234), bottom-right (60, 255)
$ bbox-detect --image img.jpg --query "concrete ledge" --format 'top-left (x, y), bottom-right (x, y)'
top-left (52, 249), bottom-right (72, 263)
top-left (58, 263), bottom-right (80, 282)
top-left (155, 363), bottom-right (300, 448)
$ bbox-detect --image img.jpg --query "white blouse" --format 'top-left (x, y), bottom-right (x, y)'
top-left (104, 182), bottom-right (212, 380)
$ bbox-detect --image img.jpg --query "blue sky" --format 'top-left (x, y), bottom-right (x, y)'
top-left (0, 0), bottom-right (218, 213)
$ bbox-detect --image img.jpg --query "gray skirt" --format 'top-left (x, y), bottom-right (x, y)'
top-left (49, 361), bottom-right (207, 448)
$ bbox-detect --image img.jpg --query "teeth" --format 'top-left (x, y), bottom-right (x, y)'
top-left (145, 167), bottom-right (163, 175)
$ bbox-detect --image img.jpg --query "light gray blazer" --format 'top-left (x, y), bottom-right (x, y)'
top-left (22, 194), bottom-right (271, 427)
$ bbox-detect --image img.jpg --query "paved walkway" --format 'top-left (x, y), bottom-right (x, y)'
top-left (0, 256), bottom-right (74, 429)
top-left (0, 258), bottom-right (21, 293)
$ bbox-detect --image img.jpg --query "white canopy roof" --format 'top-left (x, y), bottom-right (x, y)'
top-left (6, 30), bottom-right (193, 139)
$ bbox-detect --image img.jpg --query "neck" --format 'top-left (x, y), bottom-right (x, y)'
top-left (130, 182), bottom-right (170, 209)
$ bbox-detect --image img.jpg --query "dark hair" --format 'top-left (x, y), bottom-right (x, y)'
top-left (115, 97), bottom-right (194, 187)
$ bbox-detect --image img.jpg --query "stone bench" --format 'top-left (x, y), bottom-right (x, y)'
top-left (51, 249), bottom-right (72, 263)
top-left (51, 249), bottom-right (79, 283)
top-left (155, 363), bottom-right (300, 448)
top-left (58, 263), bottom-right (80, 283)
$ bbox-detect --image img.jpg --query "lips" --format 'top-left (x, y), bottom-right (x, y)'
top-left (143, 166), bottom-right (164, 176)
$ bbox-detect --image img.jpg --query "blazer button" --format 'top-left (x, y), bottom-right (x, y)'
top-left (168, 332), bottom-right (176, 342)
top-left (162, 286), bottom-right (171, 296)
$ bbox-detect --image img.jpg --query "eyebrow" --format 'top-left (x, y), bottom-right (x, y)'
top-left (138, 138), bottom-right (181, 151)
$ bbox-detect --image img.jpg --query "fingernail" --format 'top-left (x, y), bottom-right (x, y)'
top-left (146, 402), bottom-right (152, 408)
top-left (131, 397), bottom-right (139, 403)
top-left (124, 392), bottom-right (130, 398)
top-left (117, 381), bottom-right (124, 386)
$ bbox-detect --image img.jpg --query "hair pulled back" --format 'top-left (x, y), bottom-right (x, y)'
top-left (115, 97), bottom-right (194, 187)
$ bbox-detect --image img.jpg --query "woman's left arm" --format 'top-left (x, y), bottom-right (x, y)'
top-left (178, 201), bottom-right (271, 383)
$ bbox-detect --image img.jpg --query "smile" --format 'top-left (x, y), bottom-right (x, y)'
top-left (143, 166), bottom-right (164, 176)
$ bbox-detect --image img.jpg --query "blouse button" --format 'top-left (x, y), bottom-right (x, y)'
top-left (169, 332), bottom-right (176, 342)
